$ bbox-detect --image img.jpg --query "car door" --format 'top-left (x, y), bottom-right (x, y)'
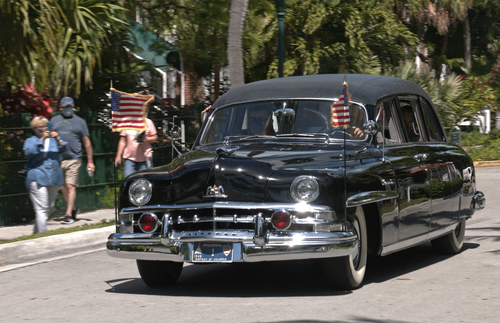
top-left (374, 97), bottom-right (427, 246)
top-left (418, 97), bottom-right (460, 229)
top-left (394, 96), bottom-right (432, 241)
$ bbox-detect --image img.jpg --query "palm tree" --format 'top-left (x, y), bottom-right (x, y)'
top-left (387, 0), bottom-right (472, 74)
top-left (0, 0), bottom-right (127, 97)
top-left (228, 0), bottom-right (249, 89)
top-left (52, 0), bottom-right (127, 96)
top-left (0, 0), bottom-right (60, 89)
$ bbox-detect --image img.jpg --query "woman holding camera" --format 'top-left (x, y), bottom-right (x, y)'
top-left (23, 116), bottom-right (67, 233)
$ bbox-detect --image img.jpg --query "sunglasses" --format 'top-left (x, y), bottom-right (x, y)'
top-left (250, 116), bottom-right (267, 124)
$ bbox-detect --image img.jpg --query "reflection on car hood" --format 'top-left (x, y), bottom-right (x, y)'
top-left (125, 142), bottom-right (374, 206)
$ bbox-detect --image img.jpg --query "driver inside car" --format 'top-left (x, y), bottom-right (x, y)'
top-left (249, 108), bottom-right (271, 135)
top-left (330, 105), bottom-right (366, 140)
top-left (245, 107), bottom-right (275, 136)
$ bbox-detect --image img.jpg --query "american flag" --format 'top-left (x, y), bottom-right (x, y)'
top-left (331, 80), bottom-right (350, 127)
top-left (110, 89), bottom-right (154, 132)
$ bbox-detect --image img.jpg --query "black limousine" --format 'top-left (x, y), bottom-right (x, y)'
top-left (107, 74), bottom-right (485, 290)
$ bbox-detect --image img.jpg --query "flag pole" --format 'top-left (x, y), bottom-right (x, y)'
top-left (110, 80), bottom-right (117, 223)
top-left (113, 158), bottom-right (117, 224)
top-left (343, 74), bottom-right (348, 224)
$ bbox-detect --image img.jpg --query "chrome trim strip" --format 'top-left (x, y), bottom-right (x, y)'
top-left (120, 202), bottom-right (333, 213)
top-left (346, 191), bottom-right (398, 207)
top-left (218, 98), bottom-right (338, 109)
top-left (109, 230), bottom-right (355, 244)
top-left (161, 214), bottom-right (171, 245)
top-left (381, 221), bottom-right (462, 256)
top-left (253, 213), bottom-right (266, 246)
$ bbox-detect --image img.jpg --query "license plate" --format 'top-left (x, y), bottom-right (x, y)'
top-left (192, 243), bottom-right (233, 262)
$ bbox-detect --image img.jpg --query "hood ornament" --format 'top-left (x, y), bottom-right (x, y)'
top-left (204, 185), bottom-right (227, 198)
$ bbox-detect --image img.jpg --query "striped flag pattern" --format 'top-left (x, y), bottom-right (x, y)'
top-left (331, 81), bottom-right (350, 127)
top-left (111, 89), bottom-right (154, 132)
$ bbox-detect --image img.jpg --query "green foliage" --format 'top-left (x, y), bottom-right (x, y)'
top-left (461, 129), bottom-right (497, 146)
top-left (465, 139), bottom-right (500, 161)
top-left (460, 129), bottom-right (500, 161)
top-left (242, 0), bottom-right (276, 80)
top-left (252, 0), bottom-right (418, 79)
top-left (0, 0), bottom-right (128, 97)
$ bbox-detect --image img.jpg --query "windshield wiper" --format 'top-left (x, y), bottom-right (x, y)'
top-left (276, 133), bottom-right (329, 138)
top-left (223, 135), bottom-right (273, 143)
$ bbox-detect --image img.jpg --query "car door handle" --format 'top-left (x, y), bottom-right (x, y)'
top-left (414, 153), bottom-right (428, 162)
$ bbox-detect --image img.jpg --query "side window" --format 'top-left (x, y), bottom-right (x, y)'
top-left (397, 97), bottom-right (423, 142)
top-left (420, 98), bottom-right (445, 142)
top-left (374, 100), bottom-right (401, 145)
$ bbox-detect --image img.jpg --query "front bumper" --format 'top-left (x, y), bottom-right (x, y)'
top-left (106, 202), bottom-right (358, 262)
top-left (106, 230), bottom-right (358, 262)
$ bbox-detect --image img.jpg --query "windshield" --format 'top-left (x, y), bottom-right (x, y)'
top-left (200, 100), bottom-right (368, 144)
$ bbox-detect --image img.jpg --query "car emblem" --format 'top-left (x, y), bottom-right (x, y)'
top-left (205, 185), bottom-right (227, 198)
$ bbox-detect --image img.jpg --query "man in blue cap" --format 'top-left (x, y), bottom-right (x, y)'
top-left (50, 97), bottom-right (95, 224)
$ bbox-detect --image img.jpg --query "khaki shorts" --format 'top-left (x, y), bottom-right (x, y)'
top-left (61, 159), bottom-right (82, 186)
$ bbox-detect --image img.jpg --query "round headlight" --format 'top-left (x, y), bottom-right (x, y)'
top-left (290, 176), bottom-right (319, 203)
top-left (129, 178), bottom-right (152, 206)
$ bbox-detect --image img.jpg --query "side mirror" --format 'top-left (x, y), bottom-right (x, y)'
top-left (363, 120), bottom-right (377, 136)
top-left (274, 107), bottom-right (295, 134)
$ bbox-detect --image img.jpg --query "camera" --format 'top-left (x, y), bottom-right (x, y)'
top-left (134, 131), bottom-right (146, 143)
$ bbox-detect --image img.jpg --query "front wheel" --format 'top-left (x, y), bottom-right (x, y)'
top-left (321, 206), bottom-right (368, 290)
top-left (136, 260), bottom-right (183, 288)
top-left (431, 219), bottom-right (466, 254)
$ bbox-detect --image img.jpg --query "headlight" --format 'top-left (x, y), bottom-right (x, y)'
top-left (290, 176), bottom-right (319, 203)
top-left (129, 178), bottom-right (152, 206)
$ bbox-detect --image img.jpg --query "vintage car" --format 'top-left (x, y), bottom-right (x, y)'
top-left (107, 74), bottom-right (485, 290)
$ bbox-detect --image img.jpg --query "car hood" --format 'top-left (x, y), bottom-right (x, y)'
top-left (122, 141), bottom-right (374, 206)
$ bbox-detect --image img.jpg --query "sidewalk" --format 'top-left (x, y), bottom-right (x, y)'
top-left (0, 209), bottom-right (116, 269)
top-left (0, 208), bottom-right (115, 241)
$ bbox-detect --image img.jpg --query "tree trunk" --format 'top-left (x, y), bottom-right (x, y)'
top-left (227, 0), bottom-right (249, 89)
top-left (214, 61), bottom-right (221, 102)
top-left (496, 109), bottom-right (500, 131)
top-left (437, 33), bottom-right (449, 78)
top-left (463, 10), bottom-right (472, 72)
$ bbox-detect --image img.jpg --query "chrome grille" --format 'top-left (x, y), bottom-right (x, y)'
top-left (118, 202), bottom-right (335, 234)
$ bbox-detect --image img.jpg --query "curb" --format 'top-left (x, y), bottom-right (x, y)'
top-left (0, 226), bottom-right (114, 266)
top-left (474, 160), bottom-right (500, 167)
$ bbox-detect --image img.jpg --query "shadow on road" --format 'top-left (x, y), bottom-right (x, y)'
top-left (105, 241), bottom-right (480, 297)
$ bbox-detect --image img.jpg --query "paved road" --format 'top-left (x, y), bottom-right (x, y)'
top-left (0, 167), bottom-right (498, 323)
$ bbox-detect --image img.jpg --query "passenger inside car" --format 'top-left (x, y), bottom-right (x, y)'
top-left (375, 102), bottom-right (400, 145)
top-left (401, 105), bottom-right (421, 142)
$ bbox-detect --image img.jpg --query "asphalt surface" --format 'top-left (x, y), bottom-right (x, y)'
top-left (0, 161), bottom-right (495, 273)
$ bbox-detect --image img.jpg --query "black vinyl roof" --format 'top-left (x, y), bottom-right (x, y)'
top-left (212, 74), bottom-right (431, 109)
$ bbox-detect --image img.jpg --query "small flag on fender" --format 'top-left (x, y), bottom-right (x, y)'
top-left (110, 88), bottom-right (154, 132)
top-left (331, 77), bottom-right (350, 128)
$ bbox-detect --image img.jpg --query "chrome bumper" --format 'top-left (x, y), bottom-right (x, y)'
top-left (106, 230), bottom-right (358, 262)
